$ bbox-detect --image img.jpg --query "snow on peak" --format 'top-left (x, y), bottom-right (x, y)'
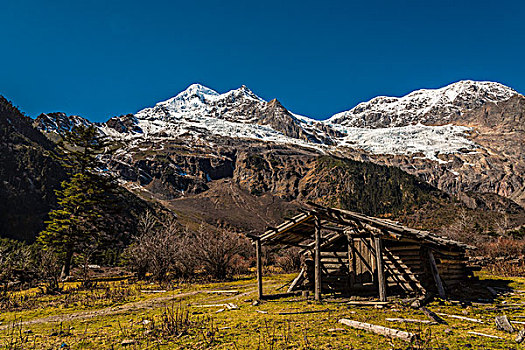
top-left (35, 112), bottom-right (93, 133)
top-left (328, 80), bottom-right (518, 128)
top-left (135, 83), bottom-right (265, 121)
top-left (102, 80), bottom-right (509, 163)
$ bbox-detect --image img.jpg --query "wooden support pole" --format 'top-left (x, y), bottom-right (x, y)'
top-left (346, 231), bottom-right (355, 289)
top-left (314, 215), bottom-right (322, 301)
top-left (255, 238), bottom-right (263, 300)
top-left (374, 235), bottom-right (387, 302)
top-left (428, 249), bottom-right (446, 299)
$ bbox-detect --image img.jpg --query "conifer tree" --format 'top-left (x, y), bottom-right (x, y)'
top-left (38, 125), bottom-right (119, 278)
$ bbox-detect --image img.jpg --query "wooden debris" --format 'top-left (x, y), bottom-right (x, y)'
top-left (428, 250), bottom-right (446, 299)
top-left (328, 328), bottom-right (347, 332)
top-left (287, 268), bottom-right (305, 293)
top-left (140, 290), bottom-right (167, 293)
top-left (278, 309), bottom-right (331, 315)
top-left (347, 301), bottom-right (389, 306)
top-left (121, 339), bottom-right (137, 346)
top-left (205, 290), bottom-right (239, 294)
top-left (495, 315), bottom-right (514, 333)
top-left (467, 331), bottom-right (502, 339)
top-left (194, 304), bottom-right (226, 308)
top-left (256, 310), bottom-right (268, 314)
top-left (420, 307), bottom-right (447, 324)
top-left (486, 287), bottom-right (498, 296)
top-left (437, 313), bottom-right (484, 323)
top-left (516, 330), bottom-right (525, 344)
top-left (410, 294), bottom-right (433, 308)
top-left (386, 318), bottom-right (436, 324)
top-left (194, 303), bottom-right (239, 310)
top-left (511, 320), bottom-right (525, 325)
top-left (225, 303), bottom-right (239, 310)
top-left (338, 318), bottom-right (417, 342)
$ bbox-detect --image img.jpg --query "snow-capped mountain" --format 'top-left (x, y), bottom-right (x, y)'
top-left (328, 80), bottom-right (518, 128)
top-left (33, 80), bottom-right (525, 207)
top-left (121, 83), bottom-right (334, 145)
top-left (34, 112), bottom-right (93, 133)
top-left (35, 81), bottom-right (521, 161)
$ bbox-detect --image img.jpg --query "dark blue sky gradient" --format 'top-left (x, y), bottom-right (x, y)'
top-left (1, 0), bottom-right (524, 121)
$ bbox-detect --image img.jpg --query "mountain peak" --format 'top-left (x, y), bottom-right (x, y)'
top-left (328, 80), bottom-right (519, 128)
top-left (228, 84), bottom-right (264, 102)
top-left (172, 83), bottom-right (220, 101)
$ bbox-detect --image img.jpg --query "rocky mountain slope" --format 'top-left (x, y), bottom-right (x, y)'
top-left (29, 80), bottom-right (525, 234)
top-left (0, 99), bottom-right (157, 242)
top-left (0, 97), bottom-right (67, 241)
top-left (327, 80), bottom-right (518, 128)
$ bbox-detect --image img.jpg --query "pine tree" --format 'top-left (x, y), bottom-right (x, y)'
top-left (38, 125), bottom-right (119, 278)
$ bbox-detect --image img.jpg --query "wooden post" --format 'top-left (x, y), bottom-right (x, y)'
top-left (314, 215), bottom-right (321, 301)
top-left (346, 230), bottom-right (355, 289)
top-left (428, 249), bottom-right (446, 299)
top-left (256, 238), bottom-right (263, 300)
top-left (374, 235), bottom-right (387, 302)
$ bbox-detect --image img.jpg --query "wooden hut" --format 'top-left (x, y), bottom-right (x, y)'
top-left (252, 203), bottom-right (476, 301)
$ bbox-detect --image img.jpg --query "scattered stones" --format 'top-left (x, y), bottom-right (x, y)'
top-left (252, 300), bottom-right (260, 306)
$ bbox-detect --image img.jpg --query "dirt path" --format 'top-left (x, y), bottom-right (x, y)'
top-left (0, 290), bottom-right (203, 330)
top-left (0, 281), bottom-right (274, 330)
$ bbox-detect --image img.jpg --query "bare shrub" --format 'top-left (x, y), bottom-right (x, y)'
top-left (124, 211), bottom-right (196, 282)
top-left (142, 303), bottom-right (219, 346)
top-left (478, 237), bottom-right (525, 258)
top-left (487, 260), bottom-right (525, 277)
top-left (274, 247), bottom-right (302, 273)
top-left (0, 239), bottom-right (39, 293)
top-left (187, 225), bottom-right (252, 280)
top-left (38, 248), bottom-right (63, 294)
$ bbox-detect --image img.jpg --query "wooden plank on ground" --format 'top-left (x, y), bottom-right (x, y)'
top-left (339, 318), bottom-right (417, 342)
top-left (437, 313), bottom-right (484, 323)
top-left (347, 301), bottom-right (389, 306)
top-left (278, 309), bottom-right (332, 315)
top-left (467, 331), bottom-right (502, 339)
top-left (420, 307), bottom-right (447, 324)
top-left (386, 318), bottom-right (436, 324)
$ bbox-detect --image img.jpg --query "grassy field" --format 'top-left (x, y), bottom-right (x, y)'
top-left (0, 272), bottom-right (524, 349)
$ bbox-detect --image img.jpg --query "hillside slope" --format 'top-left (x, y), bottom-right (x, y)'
top-left (0, 97), bottom-right (66, 241)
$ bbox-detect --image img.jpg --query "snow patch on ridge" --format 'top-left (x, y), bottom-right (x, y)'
top-left (328, 80), bottom-right (518, 128)
top-left (333, 123), bottom-right (476, 162)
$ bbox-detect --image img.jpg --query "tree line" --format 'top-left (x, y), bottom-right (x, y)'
top-left (0, 126), bottom-right (260, 294)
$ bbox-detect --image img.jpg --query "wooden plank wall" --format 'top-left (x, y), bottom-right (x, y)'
top-left (432, 249), bottom-right (469, 287)
top-left (297, 239), bottom-right (468, 296)
top-left (382, 243), bottom-right (425, 293)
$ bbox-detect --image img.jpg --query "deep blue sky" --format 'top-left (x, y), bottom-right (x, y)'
top-left (1, 0), bottom-right (524, 122)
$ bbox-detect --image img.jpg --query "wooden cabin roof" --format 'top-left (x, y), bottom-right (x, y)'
top-left (258, 203), bottom-right (475, 251)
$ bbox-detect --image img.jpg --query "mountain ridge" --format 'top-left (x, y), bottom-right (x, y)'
top-left (30, 79), bottom-right (525, 210)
